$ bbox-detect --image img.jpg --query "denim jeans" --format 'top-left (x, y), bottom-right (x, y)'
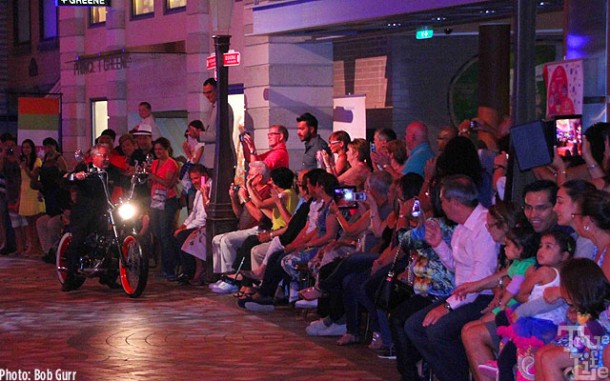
top-left (150, 197), bottom-right (180, 277)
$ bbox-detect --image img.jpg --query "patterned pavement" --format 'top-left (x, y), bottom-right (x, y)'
top-left (0, 256), bottom-right (399, 381)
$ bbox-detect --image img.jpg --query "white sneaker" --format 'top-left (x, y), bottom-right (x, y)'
top-left (306, 319), bottom-right (329, 336)
top-left (210, 281), bottom-right (238, 294)
top-left (316, 323), bottom-right (347, 337)
top-left (208, 279), bottom-right (224, 290)
top-left (295, 299), bottom-right (318, 309)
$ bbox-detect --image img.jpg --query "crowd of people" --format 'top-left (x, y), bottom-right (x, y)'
top-left (2, 78), bottom-right (610, 380)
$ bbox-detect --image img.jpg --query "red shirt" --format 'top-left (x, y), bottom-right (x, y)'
top-left (258, 143), bottom-right (289, 171)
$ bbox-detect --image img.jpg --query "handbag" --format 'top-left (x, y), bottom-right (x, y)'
top-left (374, 246), bottom-right (413, 311)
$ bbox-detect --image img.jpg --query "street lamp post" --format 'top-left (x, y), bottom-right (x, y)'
top-left (207, 0), bottom-right (237, 279)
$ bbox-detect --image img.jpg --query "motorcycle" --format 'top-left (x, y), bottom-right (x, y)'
top-left (56, 157), bottom-right (150, 298)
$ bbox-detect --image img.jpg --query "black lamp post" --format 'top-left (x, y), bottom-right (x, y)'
top-left (207, 0), bottom-right (237, 279)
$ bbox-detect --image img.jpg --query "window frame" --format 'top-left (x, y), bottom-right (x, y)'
top-left (91, 98), bottom-right (109, 146)
top-left (13, 0), bottom-right (31, 46)
top-left (131, 0), bottom-right (155, 20)
top-left (89, 7), bottom-right (108, 27)
top-left (164, 0), bottom-right (186, 15)
top-left (39, 0), bottom-right (58, 41)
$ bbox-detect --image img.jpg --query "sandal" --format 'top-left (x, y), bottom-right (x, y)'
top-left (336, 333), bottom-right (360, 346)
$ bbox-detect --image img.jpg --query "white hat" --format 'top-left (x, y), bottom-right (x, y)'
top-left (131, 123), bottom-right (152, 136)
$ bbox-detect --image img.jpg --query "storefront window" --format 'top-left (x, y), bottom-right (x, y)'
top-left (90, 7), bottom-right (107, 25)
top-left (14, 0), bottom-right (31, 45)
top-left (40, 0), bottom-right (58, 40)
top-left (132, 0), bottom-right (154, 17)
top-left (166, 0), bottom-right (186, 12)
top-left (92, 100), bottom-right (108, 144)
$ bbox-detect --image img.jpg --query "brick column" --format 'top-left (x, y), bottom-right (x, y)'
top-left (105, 1), bottom-right (127, 135)
top-left (243, 3), bottom-right (334, 170)
top-left (185, 1), bottom-right (211, 166)
top-left (59, 7), bottom-right (86, 165)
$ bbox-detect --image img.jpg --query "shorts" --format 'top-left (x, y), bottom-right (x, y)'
top-left (9, 212), bottom-right (27, 228)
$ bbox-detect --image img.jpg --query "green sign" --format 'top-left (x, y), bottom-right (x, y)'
top-left (57, 0), bottom-right (111, 6)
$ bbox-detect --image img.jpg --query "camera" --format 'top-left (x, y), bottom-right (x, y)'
top-left (370, 143), bottom-right (376, 153)
top-left (469, 120), bottom-right (481, 130)
top-left (6, 148), bottom-right (14, 155)
top-left (233, 185), bottom-right (241, 192)
top-left (333, 186), bottom-right (365, 208)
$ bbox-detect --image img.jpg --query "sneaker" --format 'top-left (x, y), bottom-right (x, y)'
top-left (306, 318), bottom-right (330, 336)
top-left (208, 279), bottom-right (224, 290)
top-left (210, 281), bottom-right (239, 294)
top-left (288, 281), bottom-right (300, 303)
top-left (316, 323), bottom-right (347, 337)
top-left (245, 302), bottom-right (275, 312)
top-left (295, 299), bottom-right (318, 309)
top-left (377, 347), bottom-right (397, 360)
top-left (368, 332), bottom-right (384, 350)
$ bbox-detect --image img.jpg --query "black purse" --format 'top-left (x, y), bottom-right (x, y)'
top-left (374, 247), bottom-right (413, 311)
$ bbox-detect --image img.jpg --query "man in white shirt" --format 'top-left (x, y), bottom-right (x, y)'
top-left (405, 174), bottom-right (498, 381)
top-left (174, 164), bottom-right (208, 285)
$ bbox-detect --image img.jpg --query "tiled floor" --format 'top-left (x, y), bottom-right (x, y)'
top-left (0, 256), bottom-right (399, 381)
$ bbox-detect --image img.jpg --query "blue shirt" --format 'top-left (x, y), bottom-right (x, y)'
top-left (402, 142), bottom-right (435, 176)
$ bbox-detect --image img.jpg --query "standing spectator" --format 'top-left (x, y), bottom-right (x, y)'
top-left (181, 120), bottom-right (206, 212)
top-left (147, 137), bottom-right (180, 281)
top-left (18, 139), bottom-right (45, 256)
top-left (0, 133), bottom-right (17, 255)
top-left (132, 102), bottom-right (159, 138)
top-left (383, 139), bottom-right (408, 179)
top-left (402, 121), bottom-right (435, 176)
top-left (202, 77), bottom-right (234, 169)
top-left (406, 174), bottom-right (498, 381)
top-left (296, 112), bottom-right (331, 170)
top-left (436, 126), bottom-right (458, 153)
top-left (33, 137), bottom-right (69, 260)
top-left (242, 124), bottom-right (290, 171)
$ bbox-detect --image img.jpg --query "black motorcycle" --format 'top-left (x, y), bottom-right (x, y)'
top-left (56, 159), bottom-right (149, 298)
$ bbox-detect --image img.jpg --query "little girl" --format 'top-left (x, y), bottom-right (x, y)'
top-left (496, 229), bottom-right (576, 381)
top-left (536, 258), bottom-right (610, 380)
top-left (452, 225), bottom-right (538, 322)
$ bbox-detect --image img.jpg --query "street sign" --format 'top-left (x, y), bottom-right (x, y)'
top-left (58, 0), bottom-right (111, 6)
top-left (206, 51), bottom-right (241, 70)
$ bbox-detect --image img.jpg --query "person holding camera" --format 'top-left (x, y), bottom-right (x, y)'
top-left (242, 124), bottom-right (289, 171)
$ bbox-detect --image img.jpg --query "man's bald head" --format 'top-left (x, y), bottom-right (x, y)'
top-left (405, 121), bottom-right (429, 151)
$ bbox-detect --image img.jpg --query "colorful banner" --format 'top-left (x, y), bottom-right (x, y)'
top-left (18, 97), bottom-right (60, 149)
top-left (544, 59), bottom-right (584, 118)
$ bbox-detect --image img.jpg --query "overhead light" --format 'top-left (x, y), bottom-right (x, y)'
top-left (416, 26), bottom-right (434, 39)
top-left (387, 22), bottom-right (402, 28)
top-left (480, 9), bottom-right (496, 15)
top-left (431, 16), bottom-right (446, 22)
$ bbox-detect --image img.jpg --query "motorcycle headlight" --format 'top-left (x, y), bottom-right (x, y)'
top-left (117, 202), bottom-right (137, 221)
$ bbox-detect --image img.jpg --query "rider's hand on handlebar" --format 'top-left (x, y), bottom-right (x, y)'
top-left (75, 171), bottom-right (88, 180)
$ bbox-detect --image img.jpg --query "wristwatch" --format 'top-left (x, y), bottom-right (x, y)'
top-left (444, 302), bottom-right (453, 312)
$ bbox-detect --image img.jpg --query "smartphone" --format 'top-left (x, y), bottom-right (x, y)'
top-left (554, 116), bottom-right (582, 157)
top-left (370, 143), bottom-right (376, 153)
top-left (333, 186), bottom-right (358, 209)
top-left (411, 198), bottom-right (422, 218)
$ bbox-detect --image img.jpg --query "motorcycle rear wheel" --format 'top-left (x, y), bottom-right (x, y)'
top-left (56, 232), bottom-right (85, 289)
top-left (119, 235), bottom-right (148, 298)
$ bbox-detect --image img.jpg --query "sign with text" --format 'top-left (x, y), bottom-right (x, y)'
top-left (58, 0), bottom-right (111, 6)
top-left (206, 51), bottom-right (241, 70)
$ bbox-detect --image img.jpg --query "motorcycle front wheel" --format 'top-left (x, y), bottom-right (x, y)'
top-left (56, 233), bottom-right (85, 289)
top-left (119, 235), bottom-right (149, 298)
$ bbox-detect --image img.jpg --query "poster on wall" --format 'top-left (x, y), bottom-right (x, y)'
top-left (18, 97), bottom-right (61, 154)
top-left (544, 59), bottom-right (584, 118)
top-left (333, 95), bottom-right (366, 139)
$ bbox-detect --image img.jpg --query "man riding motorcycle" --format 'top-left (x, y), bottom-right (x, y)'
top-left (62, 143), bottom-right (120, 291)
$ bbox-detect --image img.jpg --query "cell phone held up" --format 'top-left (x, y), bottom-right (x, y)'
top-left (333, 186), bottom-right (366, 209)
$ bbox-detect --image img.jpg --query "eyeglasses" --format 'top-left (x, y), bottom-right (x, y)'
top-left (485, 221), bottom-right (502, 230)
top-left (523, 204), bottom-right (552, 213)
top-left (95, 153), bottom-right (109, 159)
top-left (267, 132), bottom-right (281, 137)
top-left (203, 90), bottom-right (214, 95)
top-left (329, 140), bottom-right (341, 145)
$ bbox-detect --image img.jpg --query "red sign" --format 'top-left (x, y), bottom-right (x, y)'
top-left (223, 52), bottom-right (241, 67)
top-left (206, 51), bottom-right (241, 70)
top-left (206, 55), bottom-right (216, 70)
